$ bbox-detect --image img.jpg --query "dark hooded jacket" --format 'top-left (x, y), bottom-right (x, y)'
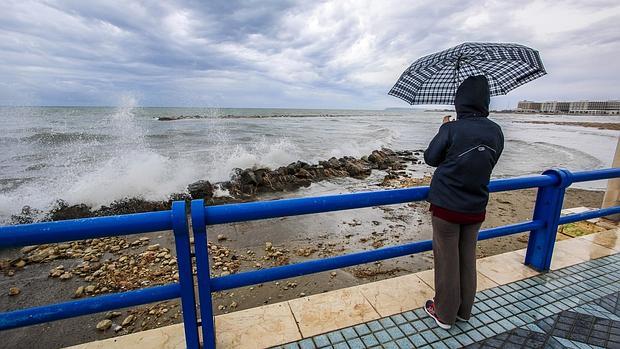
top-left (424, 75), bottom-right (504, 214)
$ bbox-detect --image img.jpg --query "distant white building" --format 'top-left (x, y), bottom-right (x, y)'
top-left (569, 100), bottom-right (620, 115)
top-left (519, 100), bottom-right (620, 114)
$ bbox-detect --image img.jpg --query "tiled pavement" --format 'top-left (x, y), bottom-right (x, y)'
top-left (273, 253), bottom-right (620, 349)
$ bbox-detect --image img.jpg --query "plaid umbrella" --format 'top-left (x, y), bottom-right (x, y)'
top-left (388, 42), bottom-right (546, 105)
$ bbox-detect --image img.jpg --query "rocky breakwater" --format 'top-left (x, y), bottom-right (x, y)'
top-left (10, 148), bottom-right (421, 223)
top-left (187, 148), bottom-right (420, 202)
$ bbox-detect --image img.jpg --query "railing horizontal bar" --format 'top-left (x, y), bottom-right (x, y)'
top-left (0, 284), bottom-right (181, 331)
top-left (571, 168), bottom-right (620, 183)
top-left (209, 220), bottom-right (541, 291)
top-left (479, 220), bottom-right (544, 240)
top-left (210, 240), bottom-right (431, 291)
top-left (205, 175), bottom-right (556, 225)
top-left (205, 186), bottom-right (430, 225)
top-left (487, 175), bottom-right (556, 192)
top-left (0, 210), bottom-right (173, 248)
top-left (558, 206), bottom-right (620, 225)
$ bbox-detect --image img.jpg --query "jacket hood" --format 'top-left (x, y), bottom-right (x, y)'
top-left (455, 75), bottom-right (490, 119)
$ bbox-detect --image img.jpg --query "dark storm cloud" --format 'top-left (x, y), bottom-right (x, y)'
top-left (0, 0), bottom-right (618, 108)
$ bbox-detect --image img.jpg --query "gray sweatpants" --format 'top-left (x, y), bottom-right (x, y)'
top-left (431, 215), bottom-right (482, 325)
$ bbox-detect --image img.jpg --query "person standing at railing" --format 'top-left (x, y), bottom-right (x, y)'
top-left (422, 75), bottom-right (504, 329)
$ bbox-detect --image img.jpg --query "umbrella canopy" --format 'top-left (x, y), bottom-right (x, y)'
top-left (388, 42), bottom-right (546, 105)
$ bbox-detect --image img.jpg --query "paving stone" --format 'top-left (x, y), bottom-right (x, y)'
top-left (379, 317), bottom-right (396, 329)
top-left (419, 329), bottom-right (439, 343)
top-left (386, 326), bottom-right (404, 340)
top-left (327, 331), bottom-right (345, 344)
top-left (298, 338), bottom-right (316, 349)
top-left (353, 324), bottom-right (370, 336)
top-left (360, 334), bottom-right (379, 347)
top-left (313, 335), bottom-right (330, 348)
top-left (398, 323), bottom-right (416, 336)
top-left (395, 337), bottom-right (414, 349)
top-left (340, 327), bottom-right (357, 340)
top-left (407, 333), bottom-right (426, 347)
top-left (390, 314), bottom-right (407, 325)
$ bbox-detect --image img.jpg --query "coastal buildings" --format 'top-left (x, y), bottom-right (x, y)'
top-left (517, 100), bottom-right (620, 114)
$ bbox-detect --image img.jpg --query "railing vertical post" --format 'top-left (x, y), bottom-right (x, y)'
top-left (191, 199), bottom-right (217, 349)
top-left (171, 201), bottom-right (200, 349)
top-left (525, 169), bottom-right (573, 271)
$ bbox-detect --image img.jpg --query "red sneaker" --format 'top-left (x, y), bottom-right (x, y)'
top-left (424, 300), bottom-right (451, 329)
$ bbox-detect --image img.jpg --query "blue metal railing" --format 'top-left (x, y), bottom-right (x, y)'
top-left (0, 168), bottom-right (618, 348)
top-left (0, 202), bottom-right (200, 349)
top-left (192, 168), bottom-right (620, 348)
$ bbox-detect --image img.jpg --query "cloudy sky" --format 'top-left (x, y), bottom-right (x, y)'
top-left (1, 0), bottom-right (619, 109)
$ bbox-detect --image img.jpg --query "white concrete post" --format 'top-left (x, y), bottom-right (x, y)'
top-left (602, 136), bottom-right (620, 221)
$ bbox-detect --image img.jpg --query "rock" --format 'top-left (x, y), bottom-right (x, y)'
top-left (20, 246), bottom-right (38, 254)
top-left (230, 301), bottom-right (238, 309)
top-left (344, 161), bottom-right (370, 178)
top-left (217, 234), bottom-right (226, 241)
top-left (330, 272), bottom-right (337, 277)
top-left (327, 157), bottom-right (340, 168)
top-left (113, 325), bottom-right (123, 332)
top-left (74, 286), bottom-right (85, 298)
top-left (220, 271), bottom-right (231, 277)
top-left (96, 319), bottom-right (112, 331)
top-left (146, 244), bottom-right (160, 251)
top-left (85, 285), bottom-right (96, 293)
top-left (121, 315), bottom-right (135, 326)
top-left (105, 311), bottom-right (122, 319)
top-left (238, 170), bottom-right (258, 185)
top-left (48, 201), bottom-right (92, 221)
top-left (8, 287), bottom-right (20, 296)
top-left (59, 272), bottom-right (73, 280)
top-left (14, 260), bottom-right (26, 268)
top-left (265, 242), bottom-right (273, 251)
top-left (187, 180), bottom-right (214, 199)
top-left (295, 168), bottom-right (311, 179)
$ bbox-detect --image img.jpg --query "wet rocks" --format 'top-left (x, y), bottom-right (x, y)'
top-left (381, 175), bottom-right (432, 188)
top-left (209, 242), bottom-right (240, 276)
top-left (59, 272), bottom-right (73, 280)
top-left (146, 244), bottom-right (160, 251)
top-left (20, 246), bottom-right (38, 254)
top-left (121, 315), bottom-right (135, 326)
top-left (105, 311), bottom-right (122, 319)
top-left (195, 148), bottom-right (411, 203)
top-left (96, 319), bottom-right (112, 331)
top-left (74, 286), bottom-right (85, 298)
top-left (48, 201), bottom-right (92, 221)
top-left (12, 148), bottom-right (419, 222)
top-left (188, 180), bottom-right (214, 200)
top-left (263, 243), bottom-right (290, 266)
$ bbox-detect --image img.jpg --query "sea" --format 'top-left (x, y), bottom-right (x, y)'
top-left (0, 101), bottom-right (618, 223)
